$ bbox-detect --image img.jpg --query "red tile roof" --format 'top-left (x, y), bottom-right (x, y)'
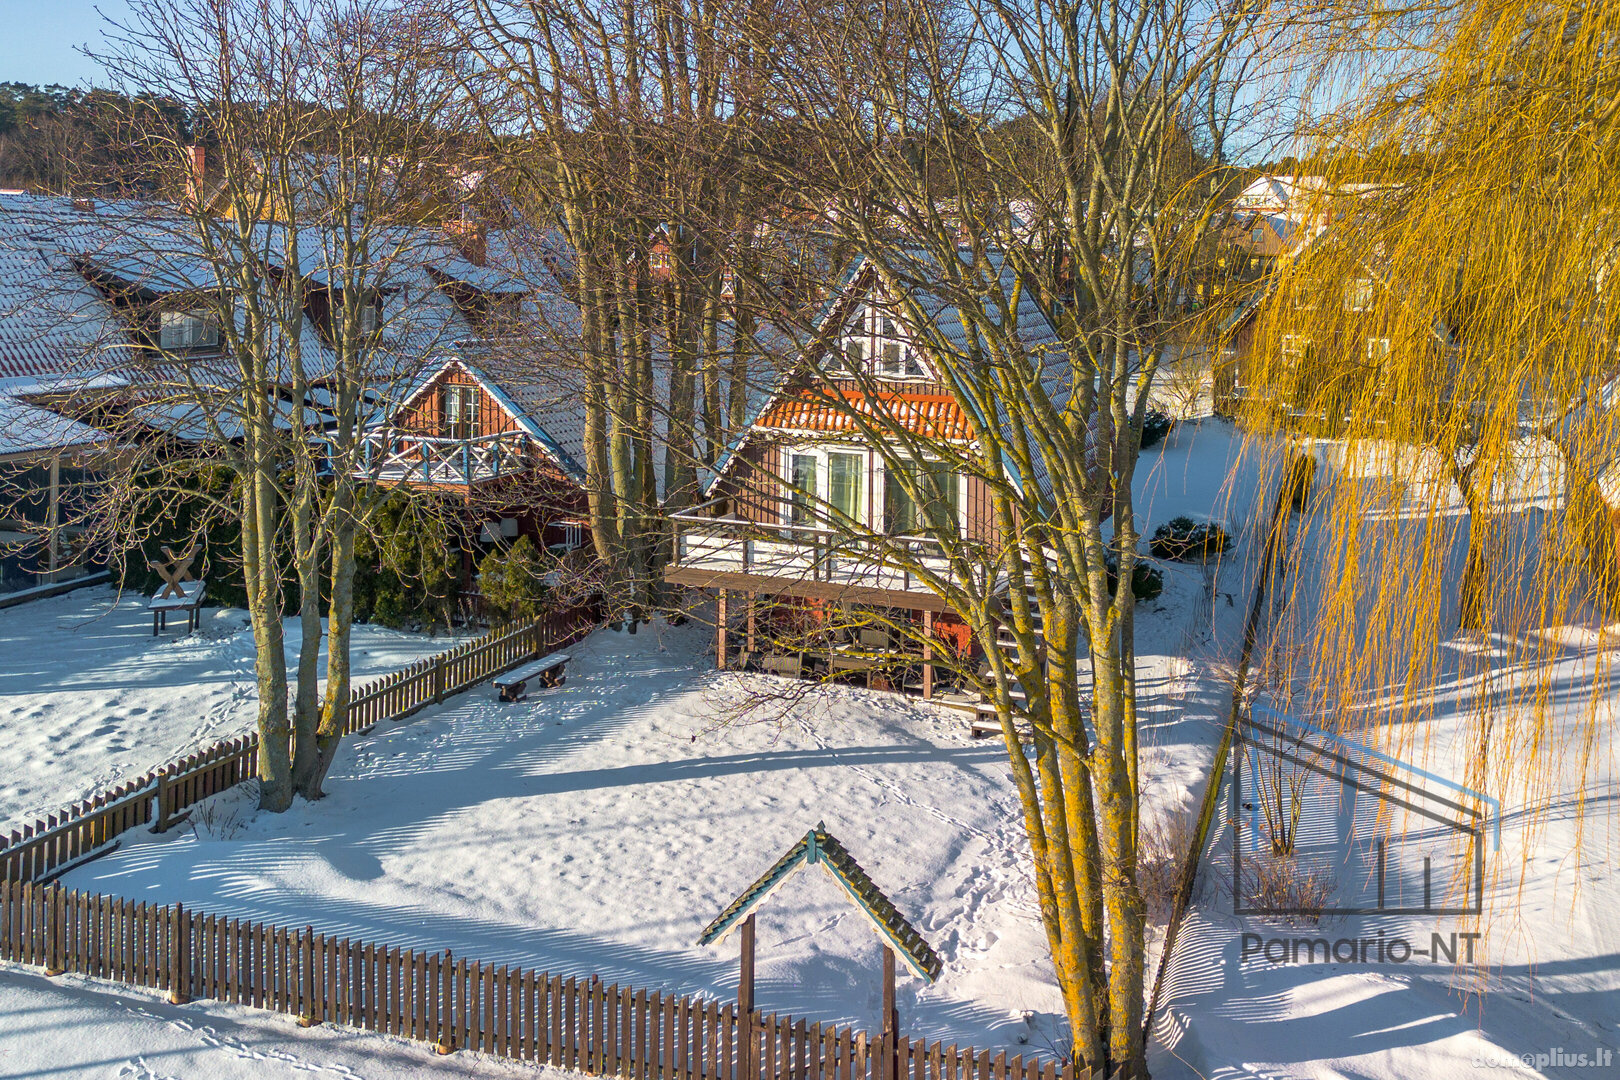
top-left (758, 389), bottom-right (975, 441)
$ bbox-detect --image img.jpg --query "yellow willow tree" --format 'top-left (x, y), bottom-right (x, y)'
top-left (1224, 0), bottom-right (1620, 876)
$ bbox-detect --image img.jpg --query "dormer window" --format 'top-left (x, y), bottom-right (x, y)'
top-left (426, 267), bottom-right (524, 337)
top-left (159, 308), bottom-right (220, 351)
top-left (360, 302), bottom-right (379, 335)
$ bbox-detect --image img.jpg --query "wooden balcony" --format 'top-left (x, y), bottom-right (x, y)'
top-left (357, 428), bottom-right (540, 486)
top-left (665, 507), bottom-right (958, 612)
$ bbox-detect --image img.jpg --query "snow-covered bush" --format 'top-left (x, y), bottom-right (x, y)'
top-left (1148, 516), bottom-right (1230, 561)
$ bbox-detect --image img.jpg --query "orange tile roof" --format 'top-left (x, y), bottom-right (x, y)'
top-left (757, 389), bottom-right (975, 441)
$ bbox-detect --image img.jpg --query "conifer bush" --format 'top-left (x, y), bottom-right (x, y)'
top-left (477, 536), bottom-right (551, 624)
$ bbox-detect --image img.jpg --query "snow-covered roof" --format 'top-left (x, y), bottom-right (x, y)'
top-left (0, 384), bottom-right (112, 458)
top-left (0, 192), bottom-right (586, 443)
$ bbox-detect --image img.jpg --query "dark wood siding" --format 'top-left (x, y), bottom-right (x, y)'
top-left (962, 474), bottom-right (995, 544)
top-left (396, 366), bottom-right (519, 440)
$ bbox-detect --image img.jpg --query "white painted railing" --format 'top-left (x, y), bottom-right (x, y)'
top-left (356, 427), bottom-right (539, 485)
top-left (668, 503), bottom-right (954, 597)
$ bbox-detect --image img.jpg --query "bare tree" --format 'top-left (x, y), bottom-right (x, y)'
top-left (51, 0), bottom-right (472, 809)
top-left (459, 0), bottom-right (801, 623)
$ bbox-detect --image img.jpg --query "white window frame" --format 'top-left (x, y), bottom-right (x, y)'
top-left (159, 308), bottom-right (220, 351)
top-left (778, 444), bottom-right (885, 530)
top-left (442, 383), bottom-right (481, 440)
top-left (878, 454), bottom-right (964, 537)
top-left (775, 444), bottom-right (968, 536)
top-left (838, 298), bottom-right (932, 381)
top-left (1280, 333), bottom-right (1311, 361)
top-left (1366, 337), bottom-right (1391, 361)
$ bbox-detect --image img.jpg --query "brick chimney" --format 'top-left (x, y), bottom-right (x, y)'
top-left (185, 144), bottom-right (207, 205)
top-left (445, 217), bottom-right (488, 267)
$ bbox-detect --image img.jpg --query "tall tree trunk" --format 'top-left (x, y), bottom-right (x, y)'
top-left (301, 491), bottom-right (356, 800)
top-left (244, 457), bottom-right (293, 812)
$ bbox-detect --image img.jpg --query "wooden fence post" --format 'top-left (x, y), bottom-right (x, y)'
top-left (433, 656), bottom-right (447, 705)
top-left (882, 947), bottom-right (897, 1080)
top-left (298, 924), bottom-right (319, 1026)
top-left (437, 949), bottom-right (455, 1054)
top-left (739, 914), bottom-right (755, 1080)
top-left (169, 902), bottom-right (189, 1002)
top-left (152, 773), bottom-right (169, 833)
top-left (42, 885), bottom-right (63, 976)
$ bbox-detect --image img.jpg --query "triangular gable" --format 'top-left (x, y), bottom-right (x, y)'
top-left (386, 355), bottom-right (587, 484)
top-left (697, 824), bottom-right (943, 983)
top-left (702, 259), bottom-right (874, 494)
top-left (703, 252), bottom-right (1071, 501)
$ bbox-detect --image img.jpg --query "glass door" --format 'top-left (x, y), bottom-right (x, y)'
top-left (828, 452), bottom-right (863, 524)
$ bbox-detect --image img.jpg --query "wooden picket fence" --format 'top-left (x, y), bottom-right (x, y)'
top-left (0, 880), bottom-right (1085, 1079)
top-left (0, 604), bottom-right (599, 885)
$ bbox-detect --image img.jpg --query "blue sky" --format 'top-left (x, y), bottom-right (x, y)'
top-left (0, 1), bottom-right (130, 87)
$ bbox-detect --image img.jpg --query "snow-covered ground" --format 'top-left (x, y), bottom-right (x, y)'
top-left (35, 419), bottom-right (1273, 1055)
top-left (0, 585), bottom-right (460, 828)
top-left (3, 418), bottom-right (1287, 1075)
top-left (0, 963), bottom-right (550, 1080)
top-left (1152, 436), bottom-right (1620, 1080)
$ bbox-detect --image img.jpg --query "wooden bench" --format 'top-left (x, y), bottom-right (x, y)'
top-left (493, 652), bottom-right (571, 702)
top-left (149, 580), bottom-right (207, 636)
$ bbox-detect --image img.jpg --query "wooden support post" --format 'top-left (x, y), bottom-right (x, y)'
top-left (717, 590), bottom-right (729, 671)
top-left (746, 592), bottom-right (757, 658)
top-left (739, 913), bottom-right (756, 1080)
top-left (921, 610), bottom-right (934, 700)
top-left (882, 946), bottom-right (897, 1080)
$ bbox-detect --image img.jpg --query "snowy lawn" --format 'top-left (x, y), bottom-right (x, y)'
top-left (0, 585), bottom-right (461, 828)
top-left (1152, 437), bottom-right (1620, 1080)
top-left (34, 417), bottom-right (1278, 1061)
top-left (0, 963), bottom-right (552, 1080)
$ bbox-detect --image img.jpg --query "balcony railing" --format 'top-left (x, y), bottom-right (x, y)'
top-left (357, 428), bottom-right (540, 486)
top-left (668, 502), bottom-right (958, 597)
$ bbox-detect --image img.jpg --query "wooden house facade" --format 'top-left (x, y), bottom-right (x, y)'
top-left (1212, 233), bottom-right (1456, 424)
top-left (362, 357), bottom-right (592, 593)
top-left (666, 259), bottom-right (1069, 704)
